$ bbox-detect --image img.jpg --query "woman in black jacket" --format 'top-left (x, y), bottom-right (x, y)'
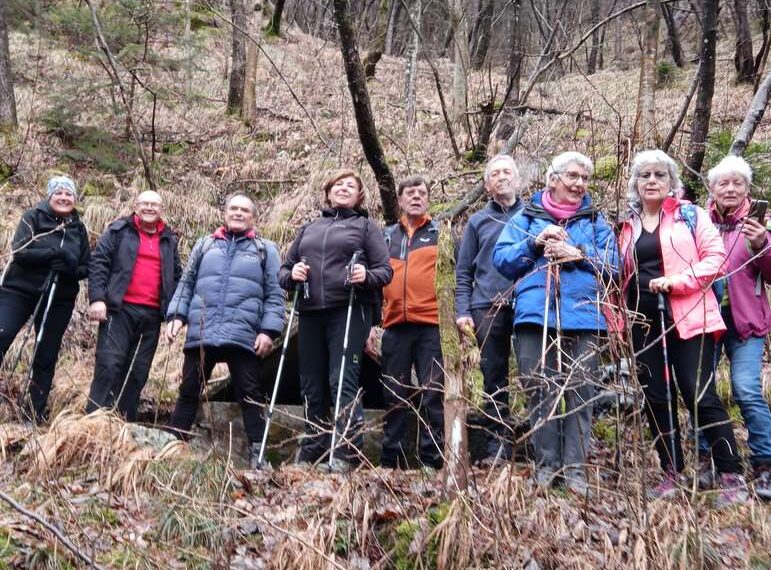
top-left (0, 176), bottom-right (90, 421)
top-left (279, 169), bottom-right (393, 471)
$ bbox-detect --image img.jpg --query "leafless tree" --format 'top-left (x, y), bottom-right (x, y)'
top-left (733, 0), bottom-right (755, 83)
top-left (362, 0), bottom-right (391, 78)
top-left (0, 1), bottom-right (16, 132)
top-left (634, 0), bottom-right (660, 147)
top-left (227, 0), bottom-right (248, 115)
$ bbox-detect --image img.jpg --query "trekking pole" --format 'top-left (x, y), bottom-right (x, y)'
top-left (19, 273), bottom-right (59, 417)
top-left (540, 265), bottom-right (553, 373)
top-left (8, 271), bottom-right (54, 375)
top-left (329, 250), bottom-right (362, 468)
top-left (256, 281), bottom-right (302, 467)
top-left (657, 292), bottom-right (678, 470)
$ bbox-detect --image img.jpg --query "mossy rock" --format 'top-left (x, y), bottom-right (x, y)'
top-left (594, 155), bottom-right (619, 182)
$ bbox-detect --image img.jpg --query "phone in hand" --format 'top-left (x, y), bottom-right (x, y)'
top-left (749, 199), bottom-right (768, 223)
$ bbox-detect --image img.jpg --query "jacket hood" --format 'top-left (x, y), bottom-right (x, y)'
top-left (35, 200), bottom-right (80, 222)
top-left (708, 196), bottom-right (751, 224)
top-left (211, 226), bottom-right (256, 240)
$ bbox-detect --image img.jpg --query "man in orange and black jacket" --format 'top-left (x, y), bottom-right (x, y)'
top-left (369, 175), bottom-right (444, 469)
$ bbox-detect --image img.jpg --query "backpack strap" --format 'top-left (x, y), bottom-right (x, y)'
top-left (383, 223), bottom-right (399, 248)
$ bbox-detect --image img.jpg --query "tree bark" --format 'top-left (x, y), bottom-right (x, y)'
top-left (662, 62), bottom-right (700, 152)
top-left (384, 0), bottom-right (401, 55)
top-left (404, 0), bottom-right (422, 130)
top-left (587, 0), bottom-right (601, 74)
top-left (684, 0), bottom-right (720, 199)
top-left (436, 222), bottom-right (469, 494)
top-left (733, 0), bottom-right (755, 83)
top-left (633, 0), bottom-right (660, 148)
top-left (448, 0), bottom-right (470, 131)
top-left (754, 0), bottom-right (770, 85)
top-left (0, 1), bottom-right (17, 132)
top-left (660, 2), bottom-right (685, 67)
top-left (227, 0), bottom-right (248, 115)
top-left (496, 0), bottom-right (523, 140)
top-left (471, 0), bottom-right (495, 69)
top-left (362, 0), bottom-right (391, 79)
top-left (332, 0), bottom-right (398, 224)
top-left (265, 0), bottom-right (287, 36)
top-left (242, 1), bottom-right (264, 126)
top-left (730, 69), bottom-right (771, 156)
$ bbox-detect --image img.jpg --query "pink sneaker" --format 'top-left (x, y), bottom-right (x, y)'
top-left (714, 473), bottom-right (750, 508)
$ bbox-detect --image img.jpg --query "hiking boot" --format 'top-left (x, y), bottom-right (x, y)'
top-left (753, 468), bottom-right (771, 502)
top-left (714, 473), bottom-right (750, 508)
top-left (318, 458), bottom-right (353, 474)
top-left (564, 467), bottom-right (594, 499)
top-left (647, 472), bottom-right (682, 500)
top-left (248, 442), bottom-right (264, 470)
top-left (534, 466), bottom-right (557, 489)
top-left (697, 453), bottom-right (716, 490)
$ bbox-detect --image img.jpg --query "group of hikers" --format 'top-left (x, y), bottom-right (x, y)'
top-left (0, 149), bottom-right (769, 506)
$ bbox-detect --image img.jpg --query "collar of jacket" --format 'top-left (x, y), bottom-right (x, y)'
top-left (399, 213), bottom-right (432, 233)
top-left (523, 190), bottom-right (596, 222)
top-left (487, 197), bottom-right (521, 213)
top-left (321, 207), bottom-right (368, 219)
top-left (132, 214), bottom-right (166, 236)
top-left (211, 226), bottom-right (256, 240)
top-left (36, 200), bottom-right (78, 224)
top-left (708, 196), bottom-right (751, 225)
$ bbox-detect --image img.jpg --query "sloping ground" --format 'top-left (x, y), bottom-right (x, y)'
top-left (0, 14), bottom-right (770, 569)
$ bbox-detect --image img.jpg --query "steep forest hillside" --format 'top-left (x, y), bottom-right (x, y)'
top-left (0, 1), bottom-right (769, 568)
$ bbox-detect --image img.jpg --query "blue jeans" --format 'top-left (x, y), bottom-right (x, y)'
top-left (724, 331), bottom-right (771, 468)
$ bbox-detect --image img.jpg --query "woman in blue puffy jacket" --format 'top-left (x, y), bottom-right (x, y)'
top-left (493, 152), bottom-right (618, 495)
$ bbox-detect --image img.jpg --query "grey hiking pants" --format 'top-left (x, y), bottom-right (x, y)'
top-left (514, 325), bottom-right (598, 471)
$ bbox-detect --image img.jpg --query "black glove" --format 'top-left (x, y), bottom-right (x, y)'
top-left (50, 257), bottom-right (69, 273)
top-left (50, 250), bottom-right (78, 275)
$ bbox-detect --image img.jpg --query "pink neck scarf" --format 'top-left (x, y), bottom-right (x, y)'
top-left (542, 190), bottom-right (580, 222)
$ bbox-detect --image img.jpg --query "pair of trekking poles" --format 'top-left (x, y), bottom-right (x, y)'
top-left (256, 251), bottom-right (362, 469)
top-left (7, 271), bottom-right (60, 418)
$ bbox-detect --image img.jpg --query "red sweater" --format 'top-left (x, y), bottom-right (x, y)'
top-left (123, 216), bottom-right (164, 309)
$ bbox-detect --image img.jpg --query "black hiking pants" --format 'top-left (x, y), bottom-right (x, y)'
top-left (169, 345), bottom-right (266, 443)
top-left (380, 323), bottom-right (444, 469)
top-left (297, 303), bottom-right (373, 464)
top-left (86, 303), bottom-right (162, 421)
top-left (0, 286), bottom-right (74, 422)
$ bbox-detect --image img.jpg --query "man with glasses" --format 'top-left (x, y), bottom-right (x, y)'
top-left (86, 190), bottom-right (181, 420)
top-left (456, 154), bottom-right (523, 466)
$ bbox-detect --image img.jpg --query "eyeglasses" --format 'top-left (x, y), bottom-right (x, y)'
top-left (637, 171), bottom-right (669, 181)
top-left (559, 171), bottom-right (590, 183)
top-left (136, 201), bottom-right (162, 210)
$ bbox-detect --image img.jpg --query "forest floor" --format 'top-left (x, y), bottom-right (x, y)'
top-left (0, 8), bottom-right (770, 569)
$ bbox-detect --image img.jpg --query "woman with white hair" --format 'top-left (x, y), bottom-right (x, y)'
top-left (0, 175), bottom-right (90, 422)
top-left (706, 155), bottom-right (771, 500)
top-left (618, 150), bottom-right (747, 505)
top-left (494, 151), bottom-right (618, 495)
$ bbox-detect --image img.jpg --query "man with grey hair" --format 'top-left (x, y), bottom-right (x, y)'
top-left (86, 190), bottom-right (182, 420)
top-left (455, 154), bottom-right (523, 465)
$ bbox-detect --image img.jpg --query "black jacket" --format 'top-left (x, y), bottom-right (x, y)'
top-left (278, 207), bottom-right (393, 311)
top-left (2, 201), bottom-right (90, 301)
top-left (88, 215), bottom-right (182, 316)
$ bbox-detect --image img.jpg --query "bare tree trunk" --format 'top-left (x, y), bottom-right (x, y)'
top-left (384, 0), bottom-right (401, 55)
top-left (242, 1), bottom-right (264, 126)
top-left (436, 223), bottom-right (468, 494)
top-left (587, 0), bottom-right (601, 74)
top-left (633, 0), bottom-right (660, 148)
top-left (448, 0), bottom-right (470, 131)
top-left (404, 0), bottom-right (422, 130)
top-left (734, 0), bottom-right (755, 83)
top-left (227, 0), bottom-right (248, 115)
top-left (0, 1), bottom-right (17, 132)
top-left (332, 0), bottom-right (399, 224)
top-left (663, 62), bottom-right (700, 152)
top-left (496, 0), bottom-right (523, 140)
top-left (265, 0), bottom-right (287, 36)
top-left (730, 69), bottom-right (771, 155)
top-left (661, 2), bottom-right (685, 66)
top-left (754, 0), bottom-right (770, 84)
top-left (362, 0), bottom-right (391, 79)
top-left (184, 0), bottom-right (193, 100)
top-left (471, 0), bottom-right (495, 69)
top-left (684, 0), bottom-right (720, 199)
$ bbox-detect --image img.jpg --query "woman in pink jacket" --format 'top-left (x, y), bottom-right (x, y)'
top-left (619, 150), bottom-right (747, 505)
top-left (706, 155), bottom-right (771, 501)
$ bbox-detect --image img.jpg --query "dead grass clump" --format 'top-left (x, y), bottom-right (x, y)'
top-left (19, 410), bottom-right (186, 494)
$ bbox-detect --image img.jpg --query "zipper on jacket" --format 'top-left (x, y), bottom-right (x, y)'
top-left (401, 230), bottom-right (409, 324)
top-left (319, 213), bottom-right (338, 309)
